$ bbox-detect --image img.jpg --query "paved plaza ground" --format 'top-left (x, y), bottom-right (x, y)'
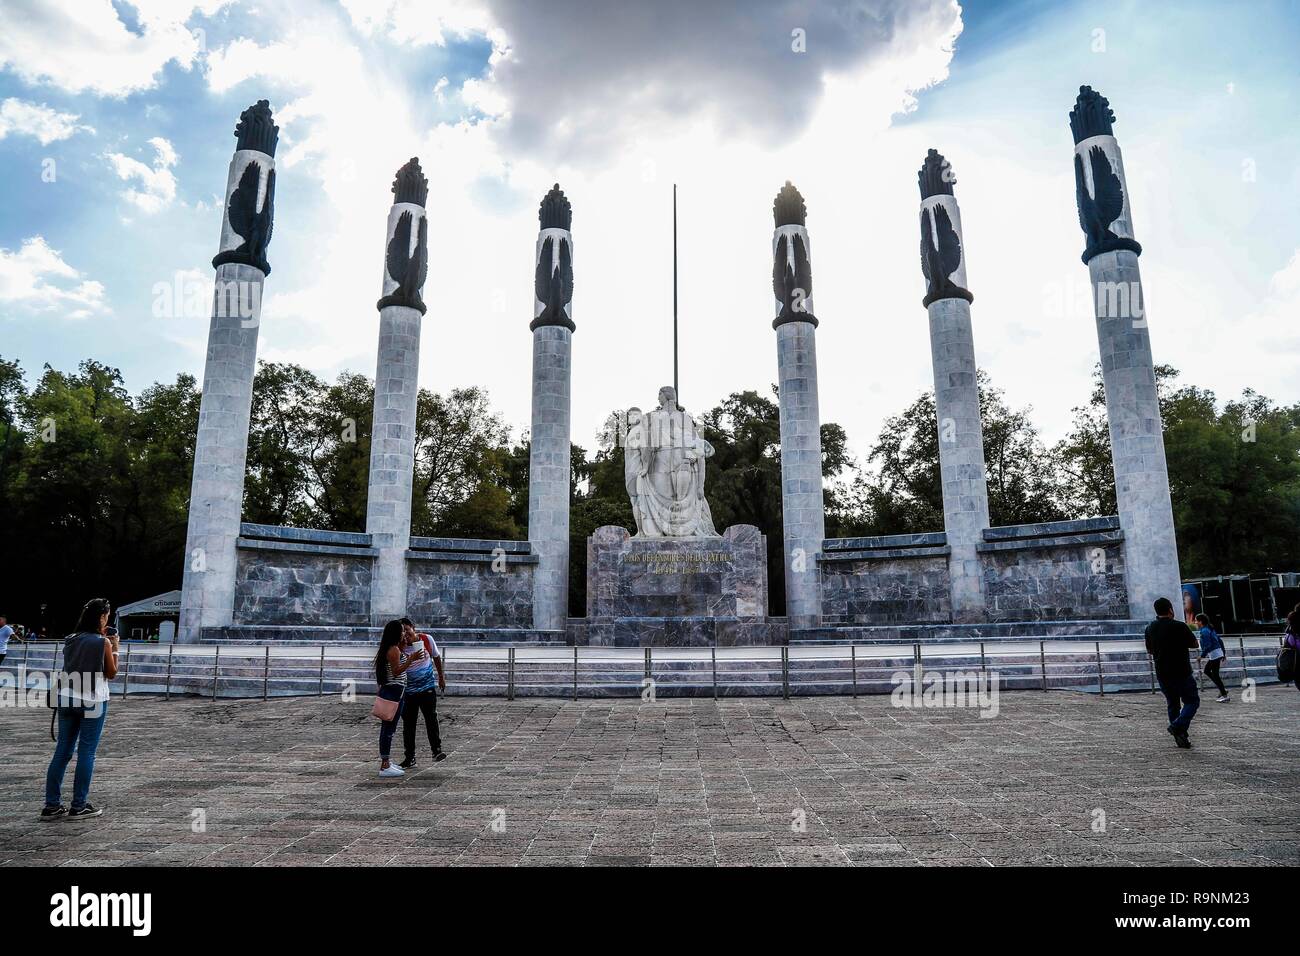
top-left (1, 685), bottom-right (1296, 867)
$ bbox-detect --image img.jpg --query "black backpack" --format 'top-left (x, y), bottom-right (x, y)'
top-left (1278, 644), bottom-right (1297, 683)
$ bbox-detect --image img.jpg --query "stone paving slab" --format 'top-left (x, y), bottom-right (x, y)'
top-left (1, 687), bottom-right (1297, 867)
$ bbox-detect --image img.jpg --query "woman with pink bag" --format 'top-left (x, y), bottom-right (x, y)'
top-left (372, 619), bottom-right (426, 777)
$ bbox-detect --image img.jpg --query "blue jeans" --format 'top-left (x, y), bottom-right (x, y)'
top-left (1158, 674), bottom-right (1199, 734)
top-left (378, 685), bottom-right (405, 760)
top-left (45, 701), bottom-right (109, 809)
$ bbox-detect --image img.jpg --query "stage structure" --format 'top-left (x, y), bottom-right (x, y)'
top-left (179, 87), bottom-right (1180, 647)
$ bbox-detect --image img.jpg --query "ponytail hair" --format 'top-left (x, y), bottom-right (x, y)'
top-left (74, 598), bottom-right (111, 635)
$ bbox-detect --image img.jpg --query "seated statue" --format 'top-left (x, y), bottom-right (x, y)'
top-left (624, 386), bottom-right (719, 537)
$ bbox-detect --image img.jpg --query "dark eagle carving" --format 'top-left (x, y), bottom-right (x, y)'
top-left (377, 210), bottom-right (428, 314)
top-left (919, 203), bottom-right (972, 307)
top-left (214, 159), bottom-right (275, 274)
top-left (1074, 144), bottom-right (1141, 264)
top-left (531, 235), bottom-right (574, 331)
top-left (772, 232), bottom-right (817, 328)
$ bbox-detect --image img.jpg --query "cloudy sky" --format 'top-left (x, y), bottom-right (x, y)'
top-left (2, 0), bottom-right (1298, 461)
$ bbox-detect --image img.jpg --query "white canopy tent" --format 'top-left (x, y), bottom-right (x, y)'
top-left (114, 590), bottom-right (181, 642)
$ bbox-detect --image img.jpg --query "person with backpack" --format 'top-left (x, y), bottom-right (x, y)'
top-left (1195, 613), bottom-right (1229, 702)
top-left (41, 598), bottom-right (118, 820)
top-left (1144, 596), bottom-right (1200, 749)
top-left (373, 619), bottom-right (425, 778)
top-left (397, 617), bottom-right (446, 769)
top-left (1282, 606), bottom-right (1300, 693)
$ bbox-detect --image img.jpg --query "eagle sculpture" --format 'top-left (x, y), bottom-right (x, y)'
top-left (919, 203), bottom-right (971, 306)
top-left (1075, 144), bottom-right (1127, 261)
top-left (533, 235), bottom-right (573, 329)
top-left (223, 160), bottom-right (275, 274)
top-left (772, 232), bottom-right (815, 326)
top-left (379, 210), bottom-right (429, 314)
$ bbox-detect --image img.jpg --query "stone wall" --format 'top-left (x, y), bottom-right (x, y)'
top-left (819, 534), bottom-right (952, 625)
top-left (405, 537), bottom-right (537, 628)
top-left (979, 517), bottom-right (1129, 622)
top-left (819, 518), bottom-right (1129, 626)
top-left (233, 524), bottom-right (375, 626)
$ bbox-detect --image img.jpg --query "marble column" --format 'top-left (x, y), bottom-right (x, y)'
top-left (366, 158), bottom-right (430, 624)
top-left (528, 185), bottom-right (575, 633)
top-left (179, 100), bottom-right (278, 642)
top-left (918, 149), bottom-right (990, 623)
top-left (771, 182), bottom-right (826, 631)
top-left (1070, 86), bottom-right (1181, 617)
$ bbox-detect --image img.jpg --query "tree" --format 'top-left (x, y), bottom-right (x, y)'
top-left (245, 362), bottom-right (326, 526)
top-left (304, 372), bottom-right (373, 532)
top-left (844, 371), bottom-right (1067, 535)
top-left (411, 386), bottom-right (515, 537)
top-left (1053, 363), bottom-right (1300, 576)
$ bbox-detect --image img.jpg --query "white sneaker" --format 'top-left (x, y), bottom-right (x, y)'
top-left (379, 764), bottom-right (405, 777)
top-left (1215, 695), bottom-right (1230, 703)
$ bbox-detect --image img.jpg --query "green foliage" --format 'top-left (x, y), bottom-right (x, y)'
top-left (841, 371), bottom-right (1065, 535)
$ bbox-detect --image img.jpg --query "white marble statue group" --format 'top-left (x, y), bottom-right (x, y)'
top-left (624, 386), bottom-right (719, 538)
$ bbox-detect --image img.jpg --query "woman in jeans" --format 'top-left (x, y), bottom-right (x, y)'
top-left (41, 598), bottom-right (118, 820)
top-left (373, 619), bottom-right (426, 777)
top-left (1195, 613), bottom-right (1229, 702)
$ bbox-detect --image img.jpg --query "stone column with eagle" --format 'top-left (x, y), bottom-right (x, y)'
top-left (1070, 86), bottom-right (1180, 618)
top-left (179, 100), bottom-right (278, 642)
top-left (771, 181), bottom-right (826, 631)
top-left (528, 184), bottom-right (575, 633)
top-left (366, 158), bottom-right (430, 623)
top-left (918, 149), bottom-right (990, 623)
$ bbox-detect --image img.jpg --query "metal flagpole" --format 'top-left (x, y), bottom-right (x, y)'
top-left (673, 183), bottom-right (679, 401)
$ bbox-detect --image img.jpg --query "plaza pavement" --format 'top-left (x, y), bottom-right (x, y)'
top-left (1, 685), bottom-right (1296, 867)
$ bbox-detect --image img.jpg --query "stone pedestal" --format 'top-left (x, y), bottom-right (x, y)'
top-left (586, 524), bottom-right (772, 646)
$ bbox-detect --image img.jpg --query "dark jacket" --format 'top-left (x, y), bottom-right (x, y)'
top-left (1144, 617), bottom-right (1196, 683)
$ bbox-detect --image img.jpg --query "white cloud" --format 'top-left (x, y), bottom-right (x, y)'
top-left (340, 0), bottom-right (494, 46)
top-left (104, 137), bottom-right (179, 214)
top-left (473, 0), bottom-right (961, 161)
top-left (0, 237), bottom-right (108, 319)
top-left (0, 98), bottom-right (93, 144)
top-left (0, 0), bottom-right (226, 97)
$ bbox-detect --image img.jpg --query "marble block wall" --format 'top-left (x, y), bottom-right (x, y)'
top-left (232, 525), bottom-right (375, 626)
top-left (405, 537), bottom-right (537, 628)
top-left (819, 518), bottom-right (1131, 625)
top-left (979, 517), bottom-right (1129, 622)
top-left (819, 534), bottom-right (952, 625)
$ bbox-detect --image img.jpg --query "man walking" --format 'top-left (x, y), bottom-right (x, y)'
top-left (1145, 597), bottom-right (1200, 749)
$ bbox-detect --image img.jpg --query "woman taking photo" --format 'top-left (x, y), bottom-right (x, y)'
top-left (373, 619), bottom-right (426, 777)
top-left (41, 598), bottom-right (117, 820)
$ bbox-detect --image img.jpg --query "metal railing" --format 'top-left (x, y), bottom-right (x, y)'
top-left (0, 634), bottom-right (1286, 702)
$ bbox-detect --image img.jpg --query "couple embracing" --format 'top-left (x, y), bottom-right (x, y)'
top-left (373, 618), bottom-right (447, 778)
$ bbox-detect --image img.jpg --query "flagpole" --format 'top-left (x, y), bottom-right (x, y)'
top-left (673, 183), bottom-right (679, 401)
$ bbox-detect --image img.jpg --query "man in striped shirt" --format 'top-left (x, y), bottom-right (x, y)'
top-left (397, 618), bottom-right (447, 769)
